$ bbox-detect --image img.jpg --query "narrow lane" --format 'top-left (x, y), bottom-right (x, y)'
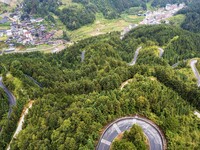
top-left (158, 48), bottom-right (164, 58)
top-left (190, 59), bottom-right (200, 87)
top-left (7, 101), bottom-right (34, 150)
top-left (120, 79), bottom-right (133, 90)
top-left (129, 46), bottom-right (142, 66)
top-left (25, 74), bottom-right (42, 88)
top-left (0, 77), bottom-right (16, 117)
top-left (172, 62), bottom-right (179, 68)
top-left (81, 51), bottom-right (86, 62)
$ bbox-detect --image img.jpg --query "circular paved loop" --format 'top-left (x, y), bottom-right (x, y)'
top-left (96, 116), bottom-right (166, 150)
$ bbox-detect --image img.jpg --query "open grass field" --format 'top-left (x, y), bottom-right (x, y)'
top-left (69, 13), bottom-right (144, 41)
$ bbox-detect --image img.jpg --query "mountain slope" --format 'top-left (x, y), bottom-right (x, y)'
top-left (178, 1), bottom-right (200, 33)
top-left (124, 25), bottom-right (200, 64)
top-left (0, 25), bottom-right (200, 149)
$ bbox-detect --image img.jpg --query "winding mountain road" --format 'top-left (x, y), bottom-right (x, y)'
top-left (128, 46), bottom-right (163, 66)
top-left (172, 62), bottom-right (179, 68)
top-left (120, 79), bottom-right (133, 90)
top-left (0, 77), bottom-right (16, 117)
top-left (158, 48), bottom-right (164, 58)
top-left (129, 46), bottom-right (142, 66)
top-left (81, 51), bottom-right (86, 62)
top-left (190, 59), bottom-right (200, 87)
top-left (97, 116), bottom-right (166, 150)
top-left (7, 101), bottom-right (34, 150)
top-left (25, 74), bottom-right (42, 88)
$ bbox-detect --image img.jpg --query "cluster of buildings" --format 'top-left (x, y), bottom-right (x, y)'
top-left (140, 3), bottom-right (185, 25)
top-left (0, 8), bottom-right (59, 46)
top-left (120, 3), bottom-right (185, 39)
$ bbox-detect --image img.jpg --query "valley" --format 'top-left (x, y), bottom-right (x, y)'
top-left (0, 0), bottom-right (186, 54)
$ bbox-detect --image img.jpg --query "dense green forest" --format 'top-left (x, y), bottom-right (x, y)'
top-left (178, 1), bottom-right (200, 33)
top-left (0, 25), bottom-right (200, 149)
top-left (112, 125), bottom-right (148, 150)
top-left (59, 4), bottom-right (96, 30)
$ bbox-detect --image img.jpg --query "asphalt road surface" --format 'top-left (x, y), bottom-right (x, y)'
top-left (0, 77), bottom-right (16, 117)
top-left (158, 48), bottom-right (164, 58)
top-left (81, 51), bottom-right (86, 62)
top-left (190, 59), bottom-right (200, 87)
top-left (97, 116), bottom-right (166, 150)
top-left (172, 62), bottom-right (179, 68)
top-left (129, 47), bottom-right (142, 66)
top-left (25, 74), bottom-right (42, 88)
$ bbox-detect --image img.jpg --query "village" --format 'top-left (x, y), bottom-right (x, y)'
top-left (120, 3), bottom-right (185, 39)
top-left (140, 3), bottom-right (185, 25)
top-left (0, 7), bottom-right (66, 54)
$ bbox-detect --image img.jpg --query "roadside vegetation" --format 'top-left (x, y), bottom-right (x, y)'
top-left (196, 60), bottom-right (200, 72)
top-left (0, 88), bottom-right (9, 130)
top-left (112, 125), bottom-right (148, 150)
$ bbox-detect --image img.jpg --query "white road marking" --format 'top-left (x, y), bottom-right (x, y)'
top-left (113, 123), bottom-right (122, 134)
top-left (101, 139), bottom-right (111, 146)
top-left (143, 124), bottom-right (150, 131)
top-left (132, 119), bottom-right (136, 124)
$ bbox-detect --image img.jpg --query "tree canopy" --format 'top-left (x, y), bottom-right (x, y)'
top-left (0, 25), bottom-right (200, 149)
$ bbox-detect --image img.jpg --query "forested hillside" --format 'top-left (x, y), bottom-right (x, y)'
top-left (0, 25), bottom-right (200, 149)
top-left (125, 25), bottom-right (200, 64)
top-left (178, 1), bottom-right (200, 33)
